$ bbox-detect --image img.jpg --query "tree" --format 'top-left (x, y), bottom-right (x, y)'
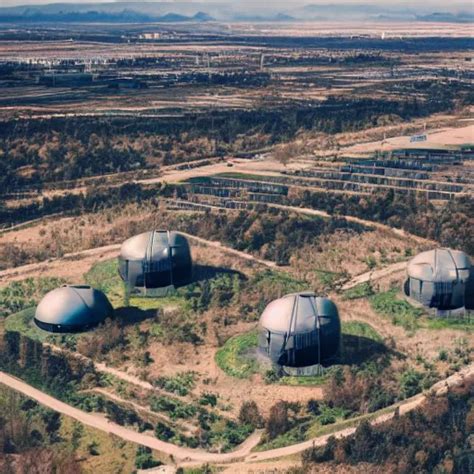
top-left (266, 401), bottom-right (289, 440)
top-left (239, 401), bottom-right (264, 429)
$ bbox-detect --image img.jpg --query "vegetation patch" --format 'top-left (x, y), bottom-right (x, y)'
top-left (0, 385), bottom-right (146, 474)
top-left (84, 259), bottom-right (124, 307)
top-left (278, 374), bottom-right (328, 386)
top-left (314, 270), bottom-right (345, 290)
top-left (342, 281), bottom-right (375, 300)
top-left (370, 289), bottom-right (423, 332)
top-left (341, 321), bottom-right (383, 342)
top-left (302, 380), bottom-right (473, 473)
top-left (85, 258), bottom-right (193, 312)
top-left (0, 277), bottom-right (65, 318)
top-left (149, 395), bottom-right (197, 420)
top-left (423, 316), bottom-right (474, 332)
top-left (152, 371), bottom-right (197, 397)
top-left (217, 321), bottom-right (385, 382)
top-left (4, 307), bottom-right (76, 346)
top-left (213, 172), bottom-right (274, 181)
top-left (215, 330), bottom-right (260, 378)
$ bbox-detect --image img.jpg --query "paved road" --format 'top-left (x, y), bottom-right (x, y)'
top-left (1, 365), bottom-right (472, 466)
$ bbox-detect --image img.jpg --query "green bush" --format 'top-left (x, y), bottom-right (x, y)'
top-left (149, 396), bottom-right (197, 419)
top-left (370, 290), bottom-right (423, 331)
top-left (135, 446), bottom-right (162, 470)
top-left (155, 422), bottom-right (175, 441)
top-left (153, 371), bottom-right (197, 396)
top-left (199, 392), bottom-right (218, 407)
top-left (399, 369), bottom-right (424, 399)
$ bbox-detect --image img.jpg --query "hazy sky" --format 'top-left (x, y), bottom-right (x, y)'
top-left (0, 0), bottom-right (467, 7)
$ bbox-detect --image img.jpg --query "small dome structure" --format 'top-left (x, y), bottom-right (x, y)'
top-left (404, 248), bottom-right (471, 310)
top-left (118, 231), bottom-right (192, 290)
top-left (258, 292), bottom-right (341, 368)
top-left (35, 285), bottom-right (113, 333)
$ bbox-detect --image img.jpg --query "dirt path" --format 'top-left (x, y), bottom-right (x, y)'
top-left (2, 364), bottom-right (471, 466)
top-left (269, 204), bottom-right (433, 246)
top-left (0, 231), bottom-right (277, 286)
top-left (242, 364), bottom-right (474, 463)
top-left (341, 261), bottom-right (408, 290)
top-left (0, 370), bottom-right (262, 463)
top-left (89, 388), bottom-right (197, 435)
top-left (0, 244), bottom-right (121, 285)
top-left (138, 157), bottom-right (307, 186)
top-left (181, 232), bottom-right (278, 269)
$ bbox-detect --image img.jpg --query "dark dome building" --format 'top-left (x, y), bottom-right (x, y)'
top-left (34, 285), bottom-right (113, 333)
top-left (118, 231), bottom-right (192, 290)
top-left (258, 292), bottom-right (341, 368)
top-left (404, 248), bottom-right (471, 310)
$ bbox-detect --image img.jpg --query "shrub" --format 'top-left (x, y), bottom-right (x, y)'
top-left (153, 371), bottom-right (197, 396)
top-left (266, 401), bottom-right (289, 440)
top-left (155, 422), bottom-right (175, 441)
top-left (199, 392), bottom-right (218, 407)
top-left (239, 400), bottom-right (264, 429)
top-left (438, 349), bottom-right (448, 361)
top-left (399, 369), bottom-right (424, 399)
top-left (149, 396), bottom-right (197, 419)
top-left (135, 446), bottom-right (162, 469)
top-left (0, 277), bottom-right (65, 318)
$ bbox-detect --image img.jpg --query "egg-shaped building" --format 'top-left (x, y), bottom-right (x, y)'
top-left (118, 231), bottom-right (192, 290)
top-left (258, 292), bottom-right (341, 368)
top-left (404, 248), bottom-right (471, 310)
top-left (34, 285), bottom-right (113, 333)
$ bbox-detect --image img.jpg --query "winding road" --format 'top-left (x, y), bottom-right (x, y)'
top-left (0, 200), bottom-right (461, 468)
top-left (1, 364), bottom-right (472, 466)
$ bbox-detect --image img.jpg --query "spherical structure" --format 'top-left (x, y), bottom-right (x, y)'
top-left (34, 285), bottom-right (113, 333)
top-left (258, 292), bottom-right (341, 368)
top-left (404, 248), bottom-right (471, 310)
top-left (118, 231), bottom-right (192, 290)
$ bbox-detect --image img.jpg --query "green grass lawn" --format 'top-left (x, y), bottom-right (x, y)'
top-left (369, 287), bottom-right (473, 333)
top-left (5, 307), bottom-right (80, 348)
top-left (423, 316), bottom-right (473, 332)
top-left (216, 321), bottom-right (384, 382)
top-left (278, 374), bottom-right (328, 386)
top-left (341, 321), bottom-right (383, 342)
top-left (84, 259), bottom-right (191, 312)
top-left (215, 330), bottom-right (260, 379)
top-left (370, 289), bottom-right (423, 332)
top-left (5, 307), bottom-right (51, 342)
top-left (84, 259), bottom-right (125, 308)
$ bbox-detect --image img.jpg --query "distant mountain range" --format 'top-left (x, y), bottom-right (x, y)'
top-left (0, 2), bottom-right (472, 24)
